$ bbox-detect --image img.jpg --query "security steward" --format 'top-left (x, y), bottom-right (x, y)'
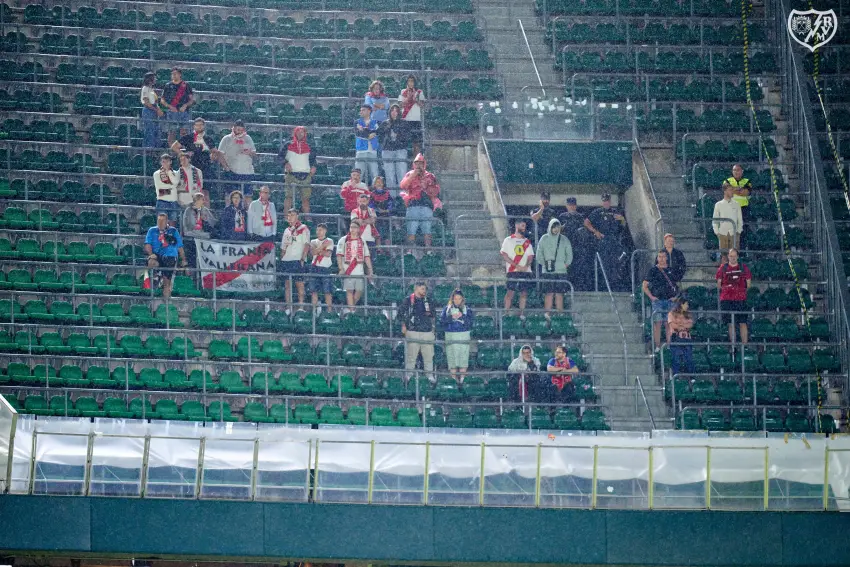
top-left (584, 193), bottom-right (626, 287)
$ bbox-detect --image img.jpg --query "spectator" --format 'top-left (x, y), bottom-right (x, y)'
top-left (667, 295), bottom-right (695, 377)
top-left (398, 281), bottom-right (436, 383)
top-left (399, 153), bottom-right (441, 248)
top-left (712, 182), bottom-right (743, 251)
top-left (716, 248), bottom-right (751, 345)
top-left (180, 192), bottom-right (216, 270)
top-left (336, 221), bottom-right (373, 311)
top-left (584, 193), bottom-right (626, 287)
top-left (500, 218), bottom-right (535, 317)
top-left (140, 72), bottom-right (163, 148)
top-left (354, 104), bottom-right (381, 185)
top-left (172, 117), bottom-right (219, 191)
top-left (153, 153), bottom-right (180, 224)
top-left (378, 104), bottom-right (410, 193)
top-left (351, 192), bottom-right (380, 247)
top-left (726, 163), bottom-right (752, 222)
top-left (181, 192), bottom-right (216, 240)
top-left (144, 212), bottom-right (188, 300)
top-left (309, 223), bottom-right (335, 312)
top-left (659, 232), bottom-right (687, 284)
top-left (727, 163), bottom-right (752, 248)
top-left (507, 344), bottom-right (542, 402)
top-left (247, 185), bottom-right (277, 241)
top-left (340, 168), bottom-right (370, 213)
top-left (399, 74), bottom-right (425, 156)
top-left (218, 190), bottom-right (248, 241)
top-left (642, 250), bottom-right (679, 352)
top-left (175, 151), bottom-right (204, 207)
top-left (547, 345), bottom-right (579, 402)
top-left (279, 209), bottom-right (310, 309)
top-left (218, 120), bottom-right (257, 198)
top-left (558, 197), bottom-right (585, 240)
top-left (536, 218), bottom-right (573, 315)
top-left (365, 80), bottom-right (390, 123)
top-left (440, 289), bottom-right (474, 382)
top-left (160, 67), bottom-right (194, 144)
top-left (369, 176), bottom-right (394, 244)
top-left (280, 125), bottom-right (316, 214)
top-left (530, 191), bottom-right (556, 242)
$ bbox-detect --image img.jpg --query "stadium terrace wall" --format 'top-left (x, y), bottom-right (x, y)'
top-left (1, 496), bottom-right (850, 566)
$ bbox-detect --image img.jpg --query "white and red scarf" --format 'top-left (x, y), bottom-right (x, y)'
top-left (400, 87), bottom-right (422, 119)
top-left (193, 131), bottom-right (209, 151)
top-left (343, 236), bottom-right (365, 274)
top-left (261, 201), bottom-right (273, 226)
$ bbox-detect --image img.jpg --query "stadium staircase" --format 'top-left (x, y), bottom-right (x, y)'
top-left (472, 0), bottom-right (560, 103)
top-left (573, 291), bottom-right (668, 430)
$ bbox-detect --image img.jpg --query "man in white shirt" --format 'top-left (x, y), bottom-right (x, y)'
top-left (247, 185), bottom-right (277, 241)
top-left (712, 181), bottom-right (743, 250)
top-left (500, 218), bottom-right (535, 317)
top-left (309, 223), bottom-right (335, 312)
top-left (218, 119), bottom-right (257, 198)
top-left (336, 221), bottom-right (373, 311)
top-left (153, 153), bottom-right (180, 225)
top-left (279, 209), bottom-right (310, 308)
top-left (350, 193), bottom-right (379, 246)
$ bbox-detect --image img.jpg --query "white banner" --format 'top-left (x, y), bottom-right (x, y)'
top-left (195, 239), bottom-right (277, 293)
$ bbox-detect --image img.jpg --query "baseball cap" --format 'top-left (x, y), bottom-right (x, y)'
top-left (566, 197), bottom-right (577, 205)
top-left (601, 193), bottom-right (611, 201)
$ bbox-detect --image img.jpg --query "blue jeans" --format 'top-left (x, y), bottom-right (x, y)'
top-left (165, 110), bottom-right (191, 134)
top-left (141, 107), bottom-right (160, 148)
top-left (405, 205), bottom-right (433, 236)
top-left (670, 338), bottom-right (694, 376)
top-left (381, 149), bottom-right (408, 191)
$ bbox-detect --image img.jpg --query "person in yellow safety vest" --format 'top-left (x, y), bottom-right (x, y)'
top-left (726, 163), bottom-right (752, 249)
top-left (726, 163), bottom-right (752, 220)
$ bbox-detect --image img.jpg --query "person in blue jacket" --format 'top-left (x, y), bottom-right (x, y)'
top-left (354, 104), bottom-right (381, 185)
top-left (440, 289), bottom-right (474, 382)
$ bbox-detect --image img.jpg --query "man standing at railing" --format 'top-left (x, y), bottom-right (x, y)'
top-left (530, 190), bottom-right (556, 242)
top-left (726, 163), bottom-right (752, 247)
top-left (712, 182), bottom-right (743, 251)
top-left (399, 281), bottom-right (436, 383)
top-left (500, 218), bottom-right (535, 318)
top-left (642, 250), bottom-right (678, 352)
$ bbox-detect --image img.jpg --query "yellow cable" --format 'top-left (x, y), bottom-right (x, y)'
top-left (739, 0), bottom-right (824, 431)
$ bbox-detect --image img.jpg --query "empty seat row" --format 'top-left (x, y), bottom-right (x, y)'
top-left (677, 137), bottom-right (777, 163)
top-left (26, 9), bottom-right (479, 40)
top-left (569, 78), bottom-right (763, 104)
top-left (683, 286), bottom-right (815, 313)
top-left (639, 108), bottom-right (775, 134)
top-left (540, 0), bottom-right (746, 17)
top-left (677, 407), bottom-right (836, 432)
top-left (560, 50), bottom-right (776, 75)
top-left (666, 375), bottom-right (827, 405)
top-left (0, 301), bottom-right (181, 328)
top-left (547, 21), bottom-right (767, 46)
top-left (0, 238), bottom-right (127, 263)
top-left (658, 346), bottom-right (841, 374)
top-left (0, 207), bottom-right (132, 234)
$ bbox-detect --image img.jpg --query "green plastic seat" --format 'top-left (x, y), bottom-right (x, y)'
top-left (208, 401), bottom-right (238, 422)
top-left (88, 365), bottom-right (116, 388)
top-left (219, 371), bottom-right (249, 393)
top-left (244, 402), bottom-right (273, 423)
top-left (102, 303), bottom-right (131, 325)
top-left (581, 409), bottom-right (610, 431)
top-left (129, 398), bottom-right (155, 419)
top-left (370, 406), bottom-right (397, 426)
top-left (189, 370), bottom-right (215, 391)
top-left (319, 405), bottom-right (346, 425)
top-left (180, 400), bottom-right (207, 421)
top-left (208, 339), bottom-right (238, 359)
top-left (163, 369), bottom-right (191, 391)
top-left (103, 397), bottom-right (133, 418)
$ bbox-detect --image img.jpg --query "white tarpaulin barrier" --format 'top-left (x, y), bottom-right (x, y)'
top-left (196, 239), bottom-right (276, 292)
top-left (8, 417), bottom-right (850, 509)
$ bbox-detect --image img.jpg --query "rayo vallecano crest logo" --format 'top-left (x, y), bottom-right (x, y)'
top-left (787, 9), bottom-right (838, 52)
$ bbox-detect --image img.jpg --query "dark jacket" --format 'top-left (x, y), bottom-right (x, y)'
top-left (440, 305), bottom-right (474, 333)
top-left (398, 293), bottom-right (435, 333)
top-left (218, 201), bottom-right (248, 241)
top-left (378, 116), bottom-right (410, 151)
top-left (660, 247), bottom-right (687, 283)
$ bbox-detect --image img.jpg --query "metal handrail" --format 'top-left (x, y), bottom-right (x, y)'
top-left (594, 251), bottom-right (628, 385)
top-left (517, 19), bottom-right (545, 99)
top-left (479, 138), bottom-right (508, 221)
top-left (634, 374), bottom-right (655, 430)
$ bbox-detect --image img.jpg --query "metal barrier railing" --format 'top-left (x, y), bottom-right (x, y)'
top-left (777, 0), bottom-right (850, 401)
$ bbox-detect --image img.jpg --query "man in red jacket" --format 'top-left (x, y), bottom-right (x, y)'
top-left (399, 153), bottom-right (441, 248)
